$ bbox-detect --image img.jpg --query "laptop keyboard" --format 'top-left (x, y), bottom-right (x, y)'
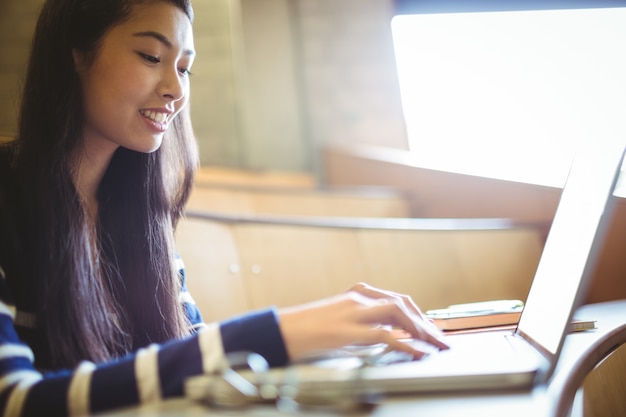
top-left (362, 331), bottom-right (521, 367)
top-left (303, 338), bottom-right (444, 368)
top-left (366, 339), bottom-right (444, 366)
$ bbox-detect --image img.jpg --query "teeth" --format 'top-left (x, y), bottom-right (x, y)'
top-left (142, 110), bottom-right (168, 124)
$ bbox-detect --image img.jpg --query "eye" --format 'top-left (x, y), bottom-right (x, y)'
top-left (178, 67), bottom-right (193, 76)
top-left (138, 52), bottom-right (160, 64)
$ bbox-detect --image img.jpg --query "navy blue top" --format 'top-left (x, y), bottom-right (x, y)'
top-left (0, 260), bottom-right (288, 416)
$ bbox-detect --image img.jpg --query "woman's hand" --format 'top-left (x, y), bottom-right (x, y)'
top-left (278, 282), bottom-right (449, 361)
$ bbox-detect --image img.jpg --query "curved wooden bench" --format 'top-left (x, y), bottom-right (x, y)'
top-left (186, 184), bottom-right (411, 218)
top-left (176, 210), bottom-right (546, 322)
top-left (194, 166), bottom-right (316, 189)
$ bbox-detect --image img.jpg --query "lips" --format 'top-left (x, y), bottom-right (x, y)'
top-left (139, 109), bottom-right (172, 133)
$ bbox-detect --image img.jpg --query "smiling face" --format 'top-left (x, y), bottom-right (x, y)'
top-left (74, 2), bottom-right (195, 156)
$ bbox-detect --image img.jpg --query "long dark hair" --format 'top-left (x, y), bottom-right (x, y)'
top-left (12, 0), bottom-right (198, 368)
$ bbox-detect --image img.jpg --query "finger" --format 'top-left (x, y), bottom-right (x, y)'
top-left (362, 327), bottom-right (432, 359)
top-left (358, 301), bottom-right (449, 350)
top-left (349, 282), bottom-right (427, 322)
top-left (385, 338), bottom-right (431, 360)
top-left (349, 285), bottom-right (444, 341)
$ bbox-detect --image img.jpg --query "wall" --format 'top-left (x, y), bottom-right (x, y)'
top-left (197, 0), bottom-right (407, 172)
top-left (0, 0), bottom-right (42, 137)
top-left (236, 0), bottom-right (307, 171)
top-left (292, 0), bottom-right (408, 151)
top-left (189, 0), bottom-right (243, 167)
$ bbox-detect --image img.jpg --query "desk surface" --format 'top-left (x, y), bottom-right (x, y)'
top-left (97, 300), bottom-right (626, 417)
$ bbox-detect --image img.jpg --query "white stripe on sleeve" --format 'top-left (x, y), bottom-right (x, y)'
top-left (175, 257), bottom-right (185, 272)
top-left (197, 324), bottom-right (227, 374)
top-left (178, 291), bottom-right (196, 305)
top-left (134, 344), bottom-right (162, 404)
top-left (3, 373), bottom-right (43, 417)
top-left (0, 369), bottom-right (41, 397)
top-left (67, 361), bottom-right (96, 417)
top-left (0, 344), bottom-right (35, 363)
top-left (0, 302), bottom-right (16, 319)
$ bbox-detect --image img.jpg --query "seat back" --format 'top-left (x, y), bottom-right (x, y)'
top-left (176, 211), bottom-right (546, 321)
top-left (186, 185), bottom-right (411, 218)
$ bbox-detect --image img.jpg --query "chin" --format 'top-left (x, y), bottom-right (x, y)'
top-left (145, 143), bottom-right (162, 153)
top-left (131, 137), bottom-right (164, 154)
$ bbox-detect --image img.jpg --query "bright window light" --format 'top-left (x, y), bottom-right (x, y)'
top-left (391, 7), bottom-right (626, 188)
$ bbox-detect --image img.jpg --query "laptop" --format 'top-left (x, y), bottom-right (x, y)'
top-left (184, 139), bottom-right (625, 407)
top-left (233, 138), bottom-right (624, 402)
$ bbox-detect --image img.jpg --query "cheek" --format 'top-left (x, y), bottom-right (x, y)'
top-left (82, 67), bottom-right (130, 114)
top-left (92, 57), bottom-right (146, 99)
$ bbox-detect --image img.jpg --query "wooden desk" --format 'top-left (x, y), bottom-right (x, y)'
top-left (97, 300), bottom-right (626, 417)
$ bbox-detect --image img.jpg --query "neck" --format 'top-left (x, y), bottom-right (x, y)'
top-left (72, 140), bottom-right (119, 223)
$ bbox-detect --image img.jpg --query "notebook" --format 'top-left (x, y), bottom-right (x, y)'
top-left (185, 139), bottom-right (625, 406)
top-left (264, 139), bottom-right (626, 399)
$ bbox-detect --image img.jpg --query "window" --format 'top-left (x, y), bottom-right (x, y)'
top-left (391, 5), bottom-right (626, 189)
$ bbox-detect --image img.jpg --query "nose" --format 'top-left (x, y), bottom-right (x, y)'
top-left (159, 68), bottom-right (185, 102)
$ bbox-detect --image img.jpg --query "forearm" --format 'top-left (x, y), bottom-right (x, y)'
top-left (2, 308), bottom-right (288, 417)
top-left (2, 325), bottom-right (222, 417)
top-left (219, 307), bottom-right (289, 367)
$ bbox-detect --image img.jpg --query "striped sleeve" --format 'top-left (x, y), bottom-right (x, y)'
top-left (0, 266), bottom-right (229, 417)
top-left (175, 255), bottom-right (289, 366)
top-left (1, 261), bottom-right (290, 416)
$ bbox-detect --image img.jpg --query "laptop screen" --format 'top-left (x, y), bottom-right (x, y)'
top-left (517, 142), bottom-right (625, 356)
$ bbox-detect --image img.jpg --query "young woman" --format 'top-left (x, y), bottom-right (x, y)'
top-left (0, 0), bottom-right (447, 415)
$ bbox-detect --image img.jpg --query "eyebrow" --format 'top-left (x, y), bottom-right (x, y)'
top-left (132, 31), bottom-right (195, 56)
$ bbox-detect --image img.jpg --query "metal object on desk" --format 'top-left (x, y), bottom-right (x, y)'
top-left (185, 352), bottom-right (275, 408)
top-left (185, 350), bottom-right (383, 413)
